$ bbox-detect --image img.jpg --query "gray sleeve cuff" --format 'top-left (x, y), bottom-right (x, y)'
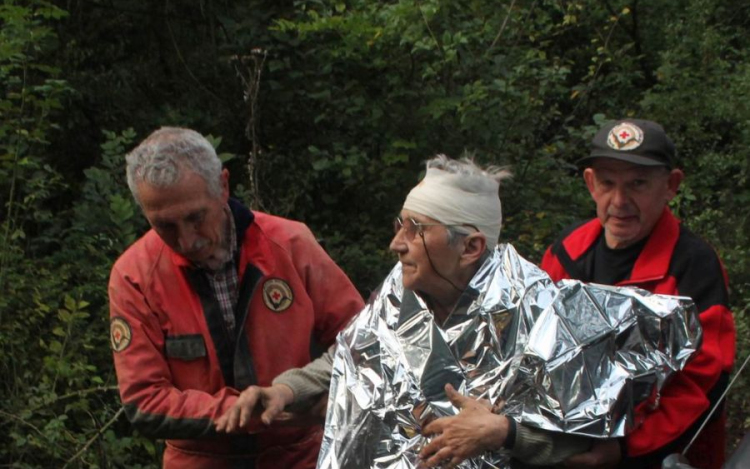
top-left (510, 423), bottom-right (592, 466)
top-left (273, 346), bottom-right (334, 410)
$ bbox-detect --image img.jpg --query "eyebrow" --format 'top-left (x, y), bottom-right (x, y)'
top-left (152, 209), bottom-right (207, 227)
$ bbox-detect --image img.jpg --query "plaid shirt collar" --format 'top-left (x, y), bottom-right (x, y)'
top-left (203, 206), bottom-right (240, 335)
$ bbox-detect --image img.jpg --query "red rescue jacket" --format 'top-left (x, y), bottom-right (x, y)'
top-left (541, 208), bottom-right (735, 469)
top-left (109, 201), bottom-right (364, 469)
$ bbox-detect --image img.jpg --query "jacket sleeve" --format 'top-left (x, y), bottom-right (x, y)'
top-left (290, 224), bottom-right (365, 346)
top-left (625, 250), bottom-right (736, 458)
top-left (109, 264), bottom-right (240, 439)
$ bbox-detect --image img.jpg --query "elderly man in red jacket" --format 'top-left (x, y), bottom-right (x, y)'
top-left (541, 119), bottom-right (736, 469)
top-left (108, 127), bottom-right (364, 468)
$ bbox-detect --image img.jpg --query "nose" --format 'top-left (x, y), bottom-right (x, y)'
top-left (611, 185), bottom-right (629, 208)
top-left (177, 226), bottom-right (198, 253)
top-left (389, 231), bottom-right (407, 254)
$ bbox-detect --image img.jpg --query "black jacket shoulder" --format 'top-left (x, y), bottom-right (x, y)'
top-left (669, 225), bottom-right (729, 312)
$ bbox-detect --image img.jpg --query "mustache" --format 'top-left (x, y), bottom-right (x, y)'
top-left (177, 238), bottom-right (209, 255)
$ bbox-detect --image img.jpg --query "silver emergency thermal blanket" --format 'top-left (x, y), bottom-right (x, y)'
top-left (317, 244), bottom-right (701, 469)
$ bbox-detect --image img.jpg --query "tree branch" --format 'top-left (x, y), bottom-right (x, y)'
top-left (0, 410), bottom-right (46, 438)
top-left (62, 407), bottom-right (125, 469)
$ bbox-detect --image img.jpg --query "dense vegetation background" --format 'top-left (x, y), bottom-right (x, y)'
top-left (1, 0), bottom-right (748, 466)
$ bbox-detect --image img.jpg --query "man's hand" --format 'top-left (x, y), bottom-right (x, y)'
top-left (215, 384), bottom-right (294, 433)
top-left (564, 439), bottom-right (622, 468)
top-left (419, 384), bottom-right (509, 468)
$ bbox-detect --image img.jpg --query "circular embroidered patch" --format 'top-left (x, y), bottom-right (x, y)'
top-left (110, 317), bottom-right (132, 353)
top-left (262, 278), bottom-right (294, 313)
top-left (607, 122), bottom-right (644, 151)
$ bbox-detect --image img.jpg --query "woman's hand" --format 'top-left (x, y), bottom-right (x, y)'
top-left (419, 384), bottom-right (509, 468)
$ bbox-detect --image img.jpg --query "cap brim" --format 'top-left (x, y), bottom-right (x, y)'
top-left (578, 150), bottom-right (670, 168)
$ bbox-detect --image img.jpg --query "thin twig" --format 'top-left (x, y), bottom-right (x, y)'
top-left (494, 0), bottom-right (539, 157)
top-left (62, 407), bottom-right (125, 469)
top-left (489, 0), bottom-right (517, 51)
top-left (683, 352), bottom-right (750, 455)
top-left (566, 9), bottom-right (624, 119)
top-left (0, 64), bottom-right (29, 307)
top-left (17, 386), bottom-right (120, 417)
top-left (415, 0), bottom-right (444, 57)
top-left (234, 49), bottom-right (268, 211)
top-left (0, 410), bottom-right (46, 438)
top-left (164, 0), bottom-right (222, 102)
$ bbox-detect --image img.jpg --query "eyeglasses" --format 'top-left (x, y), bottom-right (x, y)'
top-left (393, 216), bottom-right (479, 241)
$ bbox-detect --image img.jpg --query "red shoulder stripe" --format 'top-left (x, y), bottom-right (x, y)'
top-left (562, 218), bottom-right (602, 261)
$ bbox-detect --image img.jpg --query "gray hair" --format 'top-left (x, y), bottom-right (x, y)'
top-left (425, 153), bottom-right (512, 184)
top-left (126, 127), bottom-right (223, 203)
top-left (445, 226), bottom-right (468, 246)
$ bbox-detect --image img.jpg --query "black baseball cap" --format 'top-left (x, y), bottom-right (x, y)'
top-left (578, 119), bottom-right (676, 169)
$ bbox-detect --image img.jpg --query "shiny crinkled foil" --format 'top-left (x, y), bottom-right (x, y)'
top-left (318, 244), bottom-right (701, 469)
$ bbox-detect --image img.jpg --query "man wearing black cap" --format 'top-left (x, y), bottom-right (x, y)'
top-left (541, 119), bottom-right (736, 469)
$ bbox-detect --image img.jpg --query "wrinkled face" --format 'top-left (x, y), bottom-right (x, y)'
top-left (584, 159), bottom-right (683, 249)
top-left (389, 209), bottom-right (464, 298)
top-left (137, 168), bottom-right (231, 268)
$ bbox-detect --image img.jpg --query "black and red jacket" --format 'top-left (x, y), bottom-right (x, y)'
top-left (109, 201), bottom-right (364, 469)
top-left (541, 207), bottom-right (735, 469)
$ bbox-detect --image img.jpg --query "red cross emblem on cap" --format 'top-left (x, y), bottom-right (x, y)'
top-left (607, 122), bottom-right (644, 150)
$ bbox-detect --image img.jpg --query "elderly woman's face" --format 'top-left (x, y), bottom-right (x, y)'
top-left (389, 209), bottom-right (464, 297)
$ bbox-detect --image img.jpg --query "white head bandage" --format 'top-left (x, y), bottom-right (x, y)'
top-left (403, 167), bottom-right (502, 249)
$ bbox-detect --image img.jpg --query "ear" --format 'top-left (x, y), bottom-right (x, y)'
top-left (665, 168), bottom-right (684, 201)
top-left (583, 168), bottom-right (596, 198)
top-left (460, 233), bottom-right (486, 267)
top-left (220, 168), bottom-right (230, 202)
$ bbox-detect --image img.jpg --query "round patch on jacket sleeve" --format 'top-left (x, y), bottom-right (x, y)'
top-left (110, 317), bottom-right (132, 352)
top-left (262, 278), bottom-right (294, 312)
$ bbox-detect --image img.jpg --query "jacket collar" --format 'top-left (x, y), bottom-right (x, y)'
top-left (564, 207), bottom-right (680, 284)
top-left (625, 207), bottom-right (679, 284)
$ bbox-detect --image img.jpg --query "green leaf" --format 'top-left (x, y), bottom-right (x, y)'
top-left (204, 134), bottom-right (223, 151)
top-left (312, 158), bottom-right (330, 171)
top-left (218, 152), bottom-right (236, 163)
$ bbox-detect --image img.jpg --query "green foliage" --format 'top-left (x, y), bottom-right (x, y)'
top-left (638, 0), bottom-right (750, 442)
top-left (1, 0), bottom-right (748, 465)
top-left (0, 0), bottom-right (70, 286)
top-left (1, 128), bottom-right (155, 466)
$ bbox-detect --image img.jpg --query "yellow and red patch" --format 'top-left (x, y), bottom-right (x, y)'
top-left (262, 278), bottom-right (294, 312)
top-left (110, 317), bottom-right (132, 352)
